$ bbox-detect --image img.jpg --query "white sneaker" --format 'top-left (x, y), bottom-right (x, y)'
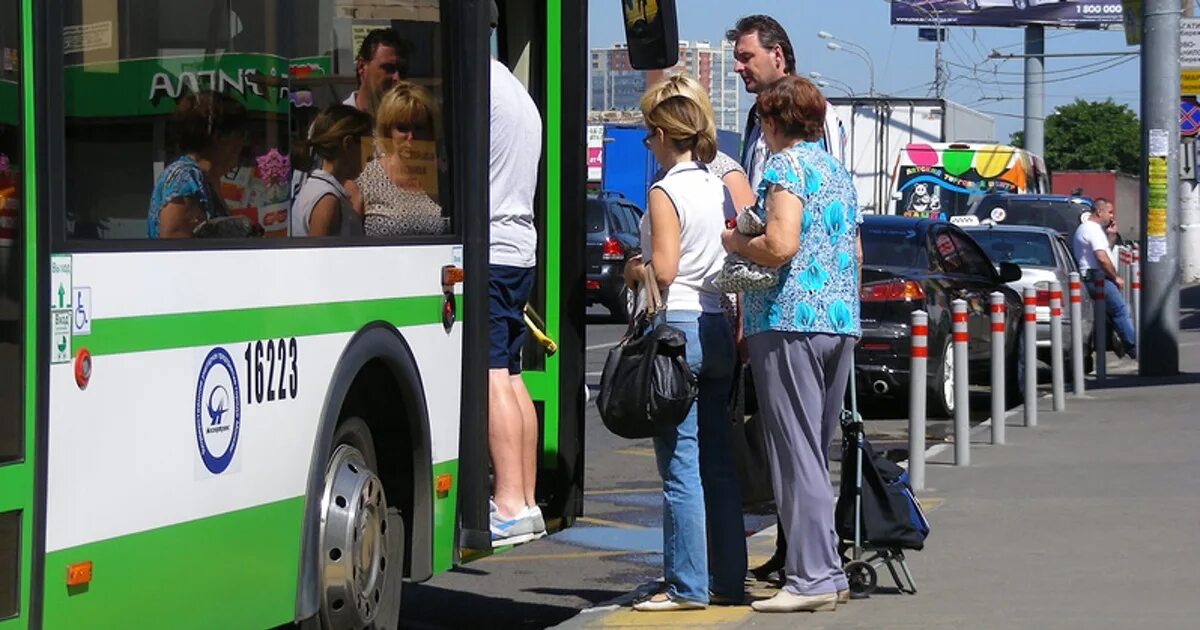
top-left (490, 501), bottom-right (537, 547)
top-left (527, 505), bottom-right (547, 539)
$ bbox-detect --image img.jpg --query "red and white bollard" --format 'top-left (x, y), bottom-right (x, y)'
top-left (1132, 244), bottom-right (1141, 342)
top-left (1093, 271), bottom-right (1107, 382)
top-left (952, 299), bottom-right (969, 466)
top-left (1023, 287), bottom-right (1038, 427)
top-left (1050, 281), bottom-right (1065, 412)
top-left (909, 310), bottom-right (928, 491)
top-left (1069, 272), bottom-right (1085, 397)
top-left (990, 292), bottom-right (1006, 446)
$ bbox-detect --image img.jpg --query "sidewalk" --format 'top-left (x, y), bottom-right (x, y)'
top-left (560, 293), bottom-right (1200, 628)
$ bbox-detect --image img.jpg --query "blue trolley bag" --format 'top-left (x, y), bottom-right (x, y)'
top-left (835, 433), bottom-right (930, 551)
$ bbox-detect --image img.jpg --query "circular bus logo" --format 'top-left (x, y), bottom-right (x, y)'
top-left (195, 347), bottom-right (242, 474)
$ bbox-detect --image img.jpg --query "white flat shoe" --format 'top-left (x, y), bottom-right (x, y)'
top-left (751, 590), bottom-right (837, 613)
top-left (633, 592), bottom-right (707, 612)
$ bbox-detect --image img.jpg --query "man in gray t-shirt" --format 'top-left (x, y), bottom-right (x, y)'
top-left (486, 2), bottom-right (545, 547)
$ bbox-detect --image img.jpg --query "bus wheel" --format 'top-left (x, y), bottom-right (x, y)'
top-left (318, 417), bottom-right (404, 630)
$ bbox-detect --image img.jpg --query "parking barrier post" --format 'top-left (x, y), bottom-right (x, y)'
top-left (909, 310), bottom-right (928, 491)
top-left (990, 292), bottom-right (1006, 445)
top-left (1093, 271), bottom-right (1107, 383)
top-left (1132, 244), bottom-right (1141, 342)
top-left (1069, 273), bottom-right (1085, 397)
top-left (1050, 281), bottom-right (1065, 412)
top-left (1024, 287), bottom-right (1038, 427)
top-left (952, 299), bottom-right (969, 466)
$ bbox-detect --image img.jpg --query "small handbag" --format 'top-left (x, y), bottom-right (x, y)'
top-left (595, 264), bottom-right (699, 439)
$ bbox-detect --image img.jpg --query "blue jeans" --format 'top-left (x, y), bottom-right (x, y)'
top-left (652, 310), bottom-right (746, 603)
top-left (1101, 278), bottom-right (1137, 353)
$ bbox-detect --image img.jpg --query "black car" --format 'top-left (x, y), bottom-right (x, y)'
top-left (964, 194), bottom-right (1093, 239)
top-left (857, 215), bottom-right (1024, 417)
top-left (586, 194), bottom-right (643, 319)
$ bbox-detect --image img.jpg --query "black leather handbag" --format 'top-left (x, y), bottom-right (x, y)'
top-left (596, 265), bottom-right (698, 439)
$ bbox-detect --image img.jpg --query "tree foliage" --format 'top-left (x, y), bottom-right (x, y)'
top-left (1008, 98), bottom-right (1140, 174)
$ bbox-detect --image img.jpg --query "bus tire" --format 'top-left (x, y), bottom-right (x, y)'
top-left (315, 417), bottom-right (405, 630)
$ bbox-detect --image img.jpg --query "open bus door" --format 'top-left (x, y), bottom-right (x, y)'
top-left (1, 0), bottom-right (34, 625)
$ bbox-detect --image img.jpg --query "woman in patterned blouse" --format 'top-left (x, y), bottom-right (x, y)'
top-left (721, 76), bottom-right (862, 614)
top-left (357, 82), bottom-right (448, 237)
top-left (148, 91), bottom-right (246, 239)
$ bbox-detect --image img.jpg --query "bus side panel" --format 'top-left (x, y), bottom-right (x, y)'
top-left (39, 247), bottom-right (461, 627)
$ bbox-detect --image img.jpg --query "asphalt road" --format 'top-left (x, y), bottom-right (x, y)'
top-left (395, 305), bottom-right (1066, 628)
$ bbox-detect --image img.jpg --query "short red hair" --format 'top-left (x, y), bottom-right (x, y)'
top-left (756, 75), bottom-right (826, 142)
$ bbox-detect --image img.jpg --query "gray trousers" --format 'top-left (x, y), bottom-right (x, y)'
top-left (747, 331), bottom-right (853, 596)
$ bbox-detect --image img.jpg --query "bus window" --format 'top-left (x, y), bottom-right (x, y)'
top-left (0, 0), bottom-right (22, 469)
top-left (58, 0), bottom-right (455, 242)
top-left (304, 1), bottom-right (454, 239)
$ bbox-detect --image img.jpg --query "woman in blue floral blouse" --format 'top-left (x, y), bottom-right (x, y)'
top-left (721, 75), bottom-right (862, 614)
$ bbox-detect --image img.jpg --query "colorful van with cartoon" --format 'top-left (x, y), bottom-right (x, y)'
top-left (888, 142), bottom-right (1051, 219)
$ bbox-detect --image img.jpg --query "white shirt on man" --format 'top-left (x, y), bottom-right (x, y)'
top-left (641, 162), bottom-right (731, 314)
top-left (489, 58), bottom-right (541, 268)
top-left (1073, 220), bottom-right (1110, 274)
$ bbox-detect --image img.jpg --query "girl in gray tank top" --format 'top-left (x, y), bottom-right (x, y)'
top-left (290, 105), bottom-right (372, 237)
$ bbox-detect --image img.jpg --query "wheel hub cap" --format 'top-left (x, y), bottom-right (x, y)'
top-left (320, 445), bottom-right (390, 629)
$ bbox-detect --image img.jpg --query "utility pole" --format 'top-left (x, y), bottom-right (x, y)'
top-left (1140, 0), bottom-right (1182, 376)
top-left (1023, 24), bottom-right (1045, 158)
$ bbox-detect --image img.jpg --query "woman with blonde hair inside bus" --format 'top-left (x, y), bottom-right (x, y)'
top-left (291, 104), bottom-right (372, 237)
top-left (622, 86), bottom-right (746, 612)
top-left (357, 81), bottom-right (448, 236)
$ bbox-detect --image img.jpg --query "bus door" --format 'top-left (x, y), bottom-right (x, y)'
top-left (1, 0), bottom-right (34, 625)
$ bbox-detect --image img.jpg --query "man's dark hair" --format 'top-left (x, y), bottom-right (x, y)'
top-left (1094, 197), bottom-right (1111, 207)
top-left (171, 90), bottom-right (246, 154)
top-left (356, 28), bottom-right (406, 64)
top-left (725, 15), bottom-right (796, 75)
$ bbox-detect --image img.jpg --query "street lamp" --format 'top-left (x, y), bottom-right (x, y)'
top-left (809, 71), bottom-right (856, 96)
top-left (815, 80), bottom-right (852, 97)
top-left (819, 33), bottom-right (876, 97)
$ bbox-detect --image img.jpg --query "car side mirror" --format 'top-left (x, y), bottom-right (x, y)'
top-left (998, 262), bottom-right (1022, 283)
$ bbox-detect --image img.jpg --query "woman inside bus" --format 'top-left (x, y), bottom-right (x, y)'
top-left (291, 105), bottom-right (372, 237)
top-left (357, 81), bottom-right (448, 236)
top-left (148, 91), bottom-right (247, 239)
top-left (721, 76), bottom-right (861, 614)
top-left (622, 89), bottom-right (744, 611)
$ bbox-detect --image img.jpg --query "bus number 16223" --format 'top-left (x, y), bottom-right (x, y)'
top-left (244, 338), bottom-right (298, 404)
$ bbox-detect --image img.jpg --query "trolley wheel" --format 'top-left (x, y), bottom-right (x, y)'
top-left (845, 560), bottom-right (877, 598)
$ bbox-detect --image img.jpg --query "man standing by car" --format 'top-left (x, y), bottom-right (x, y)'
top-left (1074, 198), bottom-right (1136, 358)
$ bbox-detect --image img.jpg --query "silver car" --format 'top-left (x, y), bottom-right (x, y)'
top-left (964, 224), bottom-right (1094, 368)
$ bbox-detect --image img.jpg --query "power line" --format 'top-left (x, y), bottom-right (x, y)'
top-left (945, 56), bottom-right (1131, 77)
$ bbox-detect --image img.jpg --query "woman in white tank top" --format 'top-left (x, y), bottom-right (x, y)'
top-left (621, 90), bottom-right (746, 611)
top-left (290, 105), bottom-right (371, 237)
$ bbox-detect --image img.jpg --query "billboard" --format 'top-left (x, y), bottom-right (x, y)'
top-left (890, 1), bottom-right (1125, 29)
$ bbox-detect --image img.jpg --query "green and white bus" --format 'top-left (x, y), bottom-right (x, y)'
top-left (0, 0), bottom-right (677, 627)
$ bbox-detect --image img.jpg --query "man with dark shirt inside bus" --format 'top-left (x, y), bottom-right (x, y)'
top-left (344, 29), bottom-right (409, 117)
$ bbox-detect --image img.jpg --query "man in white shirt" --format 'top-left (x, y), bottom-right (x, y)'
top-left (726, 15), bottom-right (845, 188)
top-left (1074, 198), bottom-right (1136, 358)
top-left (343, 29), bottom-right (407, 117)
top-left (486, 1), bottom-right (545, 547)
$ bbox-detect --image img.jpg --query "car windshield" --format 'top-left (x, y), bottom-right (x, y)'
top-left (862, 223), bottom-right (922, 268)
top-left (586, 199), bottom-right (607, 234)
top-left (976, 199), bottom-right (1087, 235)
top-left (969, 230), bottom-right (1055, 268)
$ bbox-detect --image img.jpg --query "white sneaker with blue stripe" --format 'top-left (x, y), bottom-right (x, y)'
top-left (528, 505), bottom-right (547, 540)
top-left (490, 500), bottom-right (537, 547)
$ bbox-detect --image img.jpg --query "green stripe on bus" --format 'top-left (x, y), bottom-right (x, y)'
top-left (539, 1), bottom-right (564, 469)
top-left (72, 295), bottom-right (461, 356)
top-left (42, 497), bottom-right (304, 629)
top-left (431, 459), bottom-right (458, 573)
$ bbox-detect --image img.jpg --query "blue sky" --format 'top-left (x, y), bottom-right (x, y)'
top-left (588, 0), bottom-right (1143, 142)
